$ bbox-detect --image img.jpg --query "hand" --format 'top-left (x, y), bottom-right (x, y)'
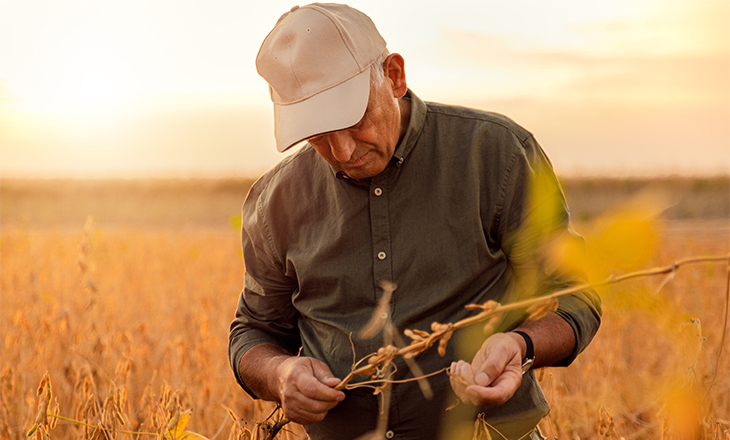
top-left (449, 332), bottom-right (524, 406)
top-left (275, 356), bottom-right (346, 425)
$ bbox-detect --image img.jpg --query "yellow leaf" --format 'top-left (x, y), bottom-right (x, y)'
top-left (507, 165), bottom-right (567, 265)
top-left (548, 229), bottom-right (590, 279)
top-left (229, 214), bottom-right (242, 230)
top-left (179, 431), bottom-right (210, 440)
top-left (663, 385), bottom-right (702, 439)
top-left (591, 210), bottom-right (658, 273)
top-left (164, 410), bottom-right (210, 440)
top-left (553, 209), bottom-right (659, 283)
top-left (165, 410), bottom-right (191, 440)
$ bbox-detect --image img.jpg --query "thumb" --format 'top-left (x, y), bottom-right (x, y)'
top-left (474, 337), bottom-right (519, 387)
top-left (310, 359), bottom-right (341, 387)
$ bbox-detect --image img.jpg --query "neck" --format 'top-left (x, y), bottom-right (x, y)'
top-left (397, 95), bottom-right (412, 144)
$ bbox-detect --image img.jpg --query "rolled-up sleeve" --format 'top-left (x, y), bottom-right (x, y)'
top-left (228, 181), bottom-right (301, 397)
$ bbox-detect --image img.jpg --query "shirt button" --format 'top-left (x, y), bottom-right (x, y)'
top-left (374, 187), bottom-right (383, 196)
top-left (377, 251), bottom-right (386, 260)
top-left (385, 431), bottom-right (394, 439)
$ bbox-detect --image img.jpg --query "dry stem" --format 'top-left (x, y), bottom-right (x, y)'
top-left (335, 254), bottom-right (730, 390)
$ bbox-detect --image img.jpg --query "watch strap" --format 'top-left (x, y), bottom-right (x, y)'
top-left (512, 331), bottom-right (535, 374)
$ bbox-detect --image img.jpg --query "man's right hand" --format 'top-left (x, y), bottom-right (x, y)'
top-left (238, 343), bottom-right (345, 425)
top-left (274, 356), bottom-right (345, 424)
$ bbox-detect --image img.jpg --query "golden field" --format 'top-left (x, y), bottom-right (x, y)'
top-left (1, 177), bottom-right (728, 439)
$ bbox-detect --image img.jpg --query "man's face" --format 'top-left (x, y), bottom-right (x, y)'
top-left (307, 80), bottom-right (401, 180)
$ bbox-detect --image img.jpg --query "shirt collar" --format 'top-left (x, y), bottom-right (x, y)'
top-left (391, 89), bottom-right (426, 168)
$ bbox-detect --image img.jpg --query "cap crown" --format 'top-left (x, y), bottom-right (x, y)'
top-left (256, 3), bottom-right (387, 105)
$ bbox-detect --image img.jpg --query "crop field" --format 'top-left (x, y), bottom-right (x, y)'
top-left (1, 177), bottom-right (728, 439)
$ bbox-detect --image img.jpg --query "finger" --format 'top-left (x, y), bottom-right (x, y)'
top-left (476, 356), bottom-right (507, 389)
top-left (297, 373), bottom-right (345, 403)
top-left (310, 360), bottom-right (339, 383)
top-left (465, 368), bottom-right (522, 406)
top-left (450, 361), bottom-right (480, 406)
top-left (283, 403), bottom-right (331, 425)
top-left (289, 388), bottom-right (341, 413)
top-left (465, 383), bottom-right (515, 406)
top-left (456, 360), bottom-right (475, 384)
top-left (309, 360), bottom-right (347, 399)
top-left (474, 339), bottom-right (521, 388)
top-left (320, 376), bottom-right (343, 388)
top-left (281, 386), bottom-right (342, 425)
top-left (449, 362), bottom-right (466, 390)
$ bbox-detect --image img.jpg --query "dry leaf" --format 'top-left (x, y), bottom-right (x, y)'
top-left (472, 413), bottom-right (494, 440)
top-left (526, 298), bottom-right (558, 321)
top-left (482, 314), bottom-right (502, 335)
top-left (437, 330), bottom-right (454, 357)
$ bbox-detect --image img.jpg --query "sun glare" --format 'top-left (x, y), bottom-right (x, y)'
top-left (1, 0), bottom-right (727, 177)
top-left (13, 44), bottom-right (134, 117)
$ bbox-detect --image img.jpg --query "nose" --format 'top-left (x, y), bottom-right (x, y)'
top-left (328, 131), bottom-right (356, 162)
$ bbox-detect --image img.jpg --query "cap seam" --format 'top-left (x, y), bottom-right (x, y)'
top-left (275, 62), bottom-right (376, 106)
top-left (283, 28), bottom-right (304, 100)
top-left (310, 5), bottom-right (364, 71)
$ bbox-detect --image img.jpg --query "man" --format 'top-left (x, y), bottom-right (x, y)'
top-left (229, 3), bottom-right (601, 439)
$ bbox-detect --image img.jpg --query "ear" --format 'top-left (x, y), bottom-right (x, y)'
top-left (383, 53), bottom-right (407, 98)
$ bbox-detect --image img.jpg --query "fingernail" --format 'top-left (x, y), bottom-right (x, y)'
top-left (475, 372), bottom-right (489, 386)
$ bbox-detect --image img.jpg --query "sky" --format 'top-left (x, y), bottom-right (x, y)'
top-left (1, 0), bottom-right (728, 178)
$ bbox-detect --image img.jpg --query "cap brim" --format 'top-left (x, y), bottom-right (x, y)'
top-left (273, 68), bottom-right (371, 152)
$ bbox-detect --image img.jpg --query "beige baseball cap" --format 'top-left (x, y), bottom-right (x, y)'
top-left (256, 3), bottom-right (387, 152)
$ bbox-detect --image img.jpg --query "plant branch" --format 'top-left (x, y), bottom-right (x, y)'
top-left (335, 254), bottom-right (730, 390)
top-left (265, 254), bottom-right (729, 440)
top-left (46, 414), bottom-right (158, 436)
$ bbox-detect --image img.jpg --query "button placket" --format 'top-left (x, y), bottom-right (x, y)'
top-left (369, 174), bottom-right (394, 328)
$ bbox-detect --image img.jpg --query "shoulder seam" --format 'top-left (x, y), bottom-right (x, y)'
top-left (426, 105), bottom-right (533, 143)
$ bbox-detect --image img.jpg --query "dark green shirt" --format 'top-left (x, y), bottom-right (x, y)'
top-left (229, 90), bottom-right (601, 439)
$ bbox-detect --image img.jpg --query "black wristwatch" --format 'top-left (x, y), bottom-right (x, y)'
top-left (512, 331), bottom-right (535, 374)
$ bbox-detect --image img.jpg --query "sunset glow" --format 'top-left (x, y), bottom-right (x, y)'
top-left (1, 0), bottom-right (728, 177)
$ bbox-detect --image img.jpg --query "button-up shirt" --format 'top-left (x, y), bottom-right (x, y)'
top-left (229, 90), bottom-right (601, 439)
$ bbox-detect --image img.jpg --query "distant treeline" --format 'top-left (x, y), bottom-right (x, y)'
top-left (559, 176), bottom-right (729, 222)
top-left (0, 176), bottom-right (727, 228)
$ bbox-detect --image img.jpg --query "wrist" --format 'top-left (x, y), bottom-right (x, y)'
top-left (511, 330), bottom-right (535, 374)
top-left (240, 344), bottom-right (293, 402)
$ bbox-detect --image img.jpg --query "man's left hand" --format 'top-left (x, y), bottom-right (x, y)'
top-left (448, 332), bottom-right (525, 406)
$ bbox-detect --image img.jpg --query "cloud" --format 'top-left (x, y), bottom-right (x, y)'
top-left (418, 13), bottom-right (729, 177)
top-left (430, 25), bottom-right (729, 107)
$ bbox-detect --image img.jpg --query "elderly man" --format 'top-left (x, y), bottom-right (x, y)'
top-left (229, 3), bottom-right (601, 439)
